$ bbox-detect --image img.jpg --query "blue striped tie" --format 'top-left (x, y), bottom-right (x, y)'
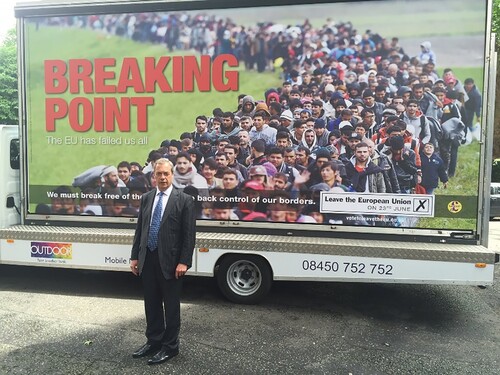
top-left (147, 192), bottom-right (164, 251)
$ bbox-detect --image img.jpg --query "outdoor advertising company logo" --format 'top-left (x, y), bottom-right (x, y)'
top-left (30, 242), bottom-right (73, 260)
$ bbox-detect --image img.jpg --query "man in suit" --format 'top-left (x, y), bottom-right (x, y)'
top-left (130, 158), bottom-right (196, 365)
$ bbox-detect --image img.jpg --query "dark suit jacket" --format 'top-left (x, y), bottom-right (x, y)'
top-left (131, 187), bottom-right (196, 280)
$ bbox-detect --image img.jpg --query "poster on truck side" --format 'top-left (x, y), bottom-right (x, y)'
top-left (20, 0), bottom-right (487, 231)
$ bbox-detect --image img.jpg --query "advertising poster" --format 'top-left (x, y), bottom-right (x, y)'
top-left (23, 0), bottom-right (487, 231)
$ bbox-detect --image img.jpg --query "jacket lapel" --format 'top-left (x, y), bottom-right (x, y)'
top-left (161, 187), bottom-right (179, 225)
top-left (143, 190), bottom-right (156, 228)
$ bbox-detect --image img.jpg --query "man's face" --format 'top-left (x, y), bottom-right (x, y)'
top-left (363, 96), bottom-right (374, 107)
top-left (212, 120), bottom-right (221, 131)
top-left (222, 117), bottom-right (233, 129)
top-left (363, 112), bottom-right (375, 125)
top-left (323, 74), bottom-right (333, 84)
top-left (320, 166), bottom-right (336, 183)
top-left (118, 167), bottom-right (130, 182)
top-left (154, 161), bottom-right (173, 191)
top-left (419, 75), bottom-right (429, 84)
top-left (388, 64), bottom-right (398, 77)
top-left (202, 165), bottom-right (216, 180)
top-left (312, 104), bottom-right (321, 116)
top-left (349, 138), bottom-right (361, 150)
top-left (176, 157), bottom-right (191, 174)
top-left (375, 90), bottom-right (385, 101)
top-left (413, 87), bottom-right (424, 100)
top-left (215, 154), bottom-right (228, 167)
top-left (182, 142), bottom-right (192, 152)
top-left (465, 82), bottom-right (474, 92)
top-left (295, 123), bottom-right (307, 136)
top-left (268, 153), bottom-right (283, 168)
top-left (274, 177), bottom-right (287, 190)
top-left (335, 104), bottom-right (346, 113)
top-left (303, 102), bottom-right (312, 110)
top-left (355, 146), bottom-right (370, 163)
top-left (223, 148), bottom-right (236, 164)
top-left (217, 141), bottom-right (229, 154)
top-left (286, 210), bottom-right (298, 222)
top-left (284, 150), bottom-right (296, 165)
top-left (222, 173), bottom-right (238, 189)
top-left (355, 126), bottom-right (366, 138)
top-left (253, 116), bottom-right (265, 130)
top-left (110, 202), bottom-right (126, 216)
top-left (423, 143), bottom-right (435, 156)
top-left (239, 131), bottom-right (250, 145)
top-left (304, 131), bottom-right (315, 145)
top-left (300, 111), bottom-right (310, 121)
top-left (316, 157), bottom-right (329, 168)
top-left (295, 150), bottom-right (307, 165)
top-left (280, 118), bottom-right (292, 128)
top-left (303, 120), bottom-right (313, 129)
top-left (277, 137), bottom-right (289, 148)
top-left (290, 92), bottom-right (301, 100)
top-left (199, 140), bottom-right (211, 151)
top-left (105, 172), bottom-right (119, 188)
top-left (195, 119), bottom-right (207, 133)
top-left (392, 98), bottom-right (404, 106)
top-left (282, 84), bottom-right (291, 95)
top-left (240, 118), bottom-right (252, 130)
top-left (244, 102), bottom-right (254, 112)
top-left (314, 127), bottom-right (325, 137)
top-left (406, 103), bottom-right (418, 116)
top-left (435, 92), bottom-right (446, 102)
top-left (212, 208), bottom-right (231, 220)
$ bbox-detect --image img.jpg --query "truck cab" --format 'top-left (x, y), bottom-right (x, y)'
top-left (0, 125), bottom-right (20, 229)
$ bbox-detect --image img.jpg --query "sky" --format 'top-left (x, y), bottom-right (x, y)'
top-left (0, 0), bottom-right (43, 42)
top-left (0, 0), bottom-right (19, 42)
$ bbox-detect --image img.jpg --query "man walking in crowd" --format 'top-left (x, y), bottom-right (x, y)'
top-left (345, 142), bottom-right (386, 193)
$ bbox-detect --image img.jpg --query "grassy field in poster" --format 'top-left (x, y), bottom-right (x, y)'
top-left (25, 25), bottom-right (281, 187)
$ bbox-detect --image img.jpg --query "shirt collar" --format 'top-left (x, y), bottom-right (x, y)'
top-left (156, 185), bottom-right (173, 197)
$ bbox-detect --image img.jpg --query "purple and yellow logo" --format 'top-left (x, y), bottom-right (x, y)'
top-left (30, 242), bottom-right (72, 259)
top-left (447, 201), bottom-right (463, 214)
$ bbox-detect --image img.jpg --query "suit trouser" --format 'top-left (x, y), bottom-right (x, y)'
top-left (142, 249), bottom-right (182, 352)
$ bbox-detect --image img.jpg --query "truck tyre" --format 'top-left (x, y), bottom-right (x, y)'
top-left (216, 254), bottom-right (272, 304)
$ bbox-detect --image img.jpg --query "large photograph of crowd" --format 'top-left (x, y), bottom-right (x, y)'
top-left (26, 0), bottom-right (487, 229)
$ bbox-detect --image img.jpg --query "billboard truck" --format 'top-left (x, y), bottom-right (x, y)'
top-left (1, 0), bottom-right (498, 303)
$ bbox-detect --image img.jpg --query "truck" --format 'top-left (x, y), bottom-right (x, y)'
top-left (1, 0), bottom-right (498, 303)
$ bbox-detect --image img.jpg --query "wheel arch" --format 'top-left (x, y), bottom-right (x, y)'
top-left (214, 252), bottom-right (274, 279)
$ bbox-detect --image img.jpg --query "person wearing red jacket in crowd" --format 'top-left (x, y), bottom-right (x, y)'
top-left (375, 121), bottom-right (421, 169)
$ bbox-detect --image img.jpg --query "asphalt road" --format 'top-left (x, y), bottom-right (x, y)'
top-left (1, 228), bottom-right (499, 375)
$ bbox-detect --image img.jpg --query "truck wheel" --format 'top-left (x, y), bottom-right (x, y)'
top-left (216, 254), bottom-right (272, 304)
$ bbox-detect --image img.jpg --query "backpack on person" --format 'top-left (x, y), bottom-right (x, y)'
top-left (426, 116), bottom-right (443, 148)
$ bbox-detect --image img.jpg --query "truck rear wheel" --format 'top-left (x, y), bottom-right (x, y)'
top-left (216, 254), bottom-right (272, 304)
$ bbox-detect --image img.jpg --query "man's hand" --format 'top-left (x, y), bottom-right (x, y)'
top-left (130, 259), bottom-right (139, 276)
top-left (175, 263), bottom-right (188, 279)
